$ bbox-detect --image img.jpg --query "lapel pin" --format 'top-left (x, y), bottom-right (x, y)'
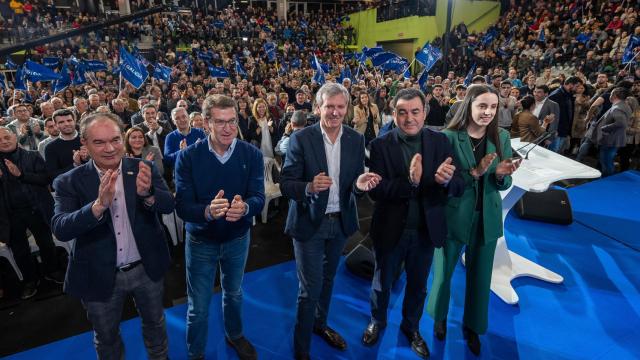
top-left (126, 171), bottom-right (134, 175)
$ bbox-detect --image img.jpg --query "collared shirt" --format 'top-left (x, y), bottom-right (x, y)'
top-left (532, 97), bottom-right (547, 118)
top-left (208, 135), bottom-right (237, 164)
top-left (94, 161), bottom-right (141, 267)
top-left (146, 127), bottom-right (163, 148)
top-left (320, 124), bottom-right (343, 214)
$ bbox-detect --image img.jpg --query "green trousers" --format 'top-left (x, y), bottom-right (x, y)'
top-left (426, 211), bottom-right (497, 334)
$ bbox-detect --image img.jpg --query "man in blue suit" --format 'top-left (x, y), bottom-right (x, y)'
top-left (280, 83), bottom-right (381, 360)
top-left (52, 113), bottom-right (174, 360)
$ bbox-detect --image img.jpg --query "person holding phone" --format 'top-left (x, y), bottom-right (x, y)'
top-left (426, 84), bottom-right (521, 356)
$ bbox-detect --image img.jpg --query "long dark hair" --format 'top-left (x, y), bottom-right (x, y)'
top-left (447, 84), bottom-right (503, 159)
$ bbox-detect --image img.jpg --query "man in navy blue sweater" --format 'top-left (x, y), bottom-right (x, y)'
top-left (163, 107), bottom-right (206, 167)
top-left (175, 95), bottom-right (264, 360)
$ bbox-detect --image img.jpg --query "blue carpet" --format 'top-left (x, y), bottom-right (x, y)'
top-left (8, 177), bottom-right (640, 360)
top-left (565, 170), bottom-right (640, 250)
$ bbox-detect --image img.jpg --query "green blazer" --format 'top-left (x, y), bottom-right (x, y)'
top-left (442, 128), bottom-right (513, 245)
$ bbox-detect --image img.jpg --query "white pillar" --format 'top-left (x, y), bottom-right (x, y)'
top-left (118, 0), bottom-right (131, 15)
top-left (276, 0), bottom-right (287, 22)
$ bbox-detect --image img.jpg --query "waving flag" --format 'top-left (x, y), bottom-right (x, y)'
top-left (197, 51), bottom-right (213, 61)
top-left (153, 63), bottom-right (172, 82)
top-left (183, 57), bottom-right (193, 75)
top-left (311, 54), bottom-right (329, 73)
top-left (416, 43), bottom-right (442, 72)
top-left (4, 58), bottom-right (18, 70)
top-left (362, 46), bottom-right (384, 58)
top-left (53, 63), bottom-right (71, 93)
top-left (464, 63), bottom-right (477, 86)
top-left (24, 60), bottom-right (62, 82)
top-left (380, 57), bottom-right (409, 73)
top-left (371, 52), bottom-right (400, 67)
top-left (623, 35), bottom-right (640, 64)
top-left (213, 19), bottom-right (225, 29)
top-left (576, 33), bottom-right (591, 44)
top-left (83, 60), bottom-right (108, 72)
top-left (481, 28), bottom-right (499, 46)
top-left (73, 62), bottom-right (87, 85)
top-left (417, 69), bottom-right (428, 92)
top-left (14, 66), bottom-right (27, 91)
top-left (299, 19), bottom-right (308, 29)
top-left (291, 58), bottom-right (301, 68)
top-left (312, 69), bottom-right (325, 85)
top-left (208, 65), bottom-right (230, 78)
top-left (538, 28), bottom-right (545, 43)
top-left (43, 57), bottom-right (61, 69)
top-left (120, 46), bottom-right (149, 89)
top-left (264, 42), bottom-right (277, 62)
top-left (338, 66), bottom-right (352, 83)
top-left (68, 56), bottom-right (80, 66)
top-left (235, 59), bottom-right (247, 77)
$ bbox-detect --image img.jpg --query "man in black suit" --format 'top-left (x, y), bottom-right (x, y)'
top-left (280, 83), bottom-right (381, 360)
top-left (361, 88), bottom-right (464, 359)
top-left (51, 113), bottom-right (175, 360)
top-left (136, 104), bottom-right (172, 153)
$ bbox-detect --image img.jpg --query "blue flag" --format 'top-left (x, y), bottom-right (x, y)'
top-left (4, 58), bottom-right (18, 70)
top-left (264, 42), bottom-right (277, 62)
top-left (416, 43), bottom-right (442, 72)
top-left (371, 52), bottom-right (400, 67)
top-left (417, 69), bottom-right (428, 92)
top-left (363, 46), bottom-right (384, 58)
top-left (213, 19), bottom-right (225, 29)
top-left (120, 46), bottom-right (149, 89)
top-left (68, 56), bottom-right (80, 66)
top-left (403, 67), bottom-right (411, 80)
top-left (152, 63), bottom-right (172, 82)
top-left (338, 66), bottom-right (352, 83)
top-left (53, 63), bottom-right (71, 93)
top-left (235, 59), bottom-right (247, 78)
top-left (43, 57), bottom-right (61, 69)
top-left (14, 66), bottom-right (27, 91)
top-left (83, 60), bottom-right (108, 72)
top-left (183, 57), bottom-right (193, 75)
top-left (299, 20), bottom-right (308, 29)
top-left (24, 60), bottom-right (62, 82)
top-left (0, 73), bottom-right (4, 89)
top-left (464, 64), bottom-right (477, 86)
top-left (381, 57), bottom-right (408, 73)
top-left (481, 28), bottom-right (499, 46)
top-left (312, 69), bottom-right (325, 85)
top-left (112, 65), bottom-right (121, 75)
top-left (576, 33), bottom-right (591, 44)
top-left (197, 51), bottom-right (213, 61)
top-left (291, 58), bottom-right (301, 68)
top-left (538, 28), bottom-right (545, 43)
top-left (208, 66), bottom-right (230, 78)
top-left (623, 35), bottom-right (640, 64)
top-left (73, 63), bottom-right (87, 85)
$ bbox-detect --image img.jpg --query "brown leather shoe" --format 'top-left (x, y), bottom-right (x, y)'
top-left (313, 326), bottom-right (347, 350)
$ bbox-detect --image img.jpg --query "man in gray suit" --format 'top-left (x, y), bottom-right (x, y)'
top-left (596, 87), bottom-right (631, 176)
top-left (532, 85), bottom-right (560, 146)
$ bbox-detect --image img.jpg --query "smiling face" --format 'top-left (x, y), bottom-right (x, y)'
top-left (0, 128), bottom-right (17, 153)
top-left (394, 96), bottom-right (426, 136)
top-left (128, 129), bottom-right (146, 151)
top-left (208, 106), bottom-right (238, 149)
top-left (470, 92), bottom-right (499, 129)
top-left (82, 118), bottom-right (124, 170)
top-left (319, 93), bottom-right (348, 132)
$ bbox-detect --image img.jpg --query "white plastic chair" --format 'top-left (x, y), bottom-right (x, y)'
top-left (162, 211), bottom-right (185, 246)
top-left (262, 157), bottom-right (282, 224)
top-left (0, 242), bottom-right (23, 281)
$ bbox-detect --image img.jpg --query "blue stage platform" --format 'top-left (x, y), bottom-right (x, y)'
top-left (8, 172), bottom-right (640, 360)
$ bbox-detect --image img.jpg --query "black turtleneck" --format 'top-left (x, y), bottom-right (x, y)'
top-left (398, 130), bottom-right (423, 230)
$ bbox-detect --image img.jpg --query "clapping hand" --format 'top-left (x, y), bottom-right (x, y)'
top-left (435, 157), bottom-right (456, 185)
top-left (209, 190), bottom-right (229, 220)
top-left (225, 195), bottom-right (247, 222)
top-left (496, 158), bottom-right (522, 178)
top-left (356, 172), bottom-right (382, 192)
top-left (92, 169), bottom-right (118, 218)
top-left (309, 172), bottom-right (333, 194)
top-left (136, 161), bottom-right (152, 196)
top-left (470, 153), bottom-right (497, 179)
top-left (409, 153), bottom-right (422, 185)
top-left (3, 159), bottom-right (21, 177)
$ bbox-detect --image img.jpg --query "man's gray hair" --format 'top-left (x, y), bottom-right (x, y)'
top-left (290, 110), bottom-right (307, 127)
top-left (314, 83), bottom-right (350, 109)
top-left (79, 113), bottom-right (123, 140)
top-left (73, 97), bottom-right (86, 106)
top-left (171, 106), bottom-right (188, 119)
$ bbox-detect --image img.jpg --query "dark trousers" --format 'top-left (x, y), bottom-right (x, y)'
top-left (82, 264), bottom-right (168, 360)
top-left (619, 143), bottom-right (637, 171)
top-left (292, 216), bottom-right (347, 355)
top-left (9, 208), bottom-right (58, 283)
top-left (370, 229), bottom-right (434, 332)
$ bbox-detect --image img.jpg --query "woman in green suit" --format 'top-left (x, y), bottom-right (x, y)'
top-left (426, 84), bottom-right (521, 355)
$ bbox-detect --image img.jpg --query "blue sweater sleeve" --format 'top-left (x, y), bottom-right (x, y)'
top-left (163, 131), bottom-right (180, 167)
top-left (174, 146), bottom-right (209, 222)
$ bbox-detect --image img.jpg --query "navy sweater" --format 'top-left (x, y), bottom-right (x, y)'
top-left (175, 139), bottom-right (265, 242)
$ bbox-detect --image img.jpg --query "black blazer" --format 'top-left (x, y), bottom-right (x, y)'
top-left (51, 157), bottom-right (174, 301)
top-left (368, 128), bottom-right (464, 251)
top-left (280, 123), bottom-right (365, 240)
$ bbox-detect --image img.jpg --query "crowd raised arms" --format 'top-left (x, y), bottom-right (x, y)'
top-left (0, 0), bottom-right (639, 358)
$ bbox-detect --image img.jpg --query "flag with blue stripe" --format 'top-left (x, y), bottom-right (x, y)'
top-left (120, 46), bottom-right (149, 89)
top-left (24, 60), bottom-right (62, 82)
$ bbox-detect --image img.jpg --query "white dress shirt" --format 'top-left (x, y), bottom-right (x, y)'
top-left (532, 97), bottom-right (547, 118)
top-left (320, 124), bottom-right (342, 214)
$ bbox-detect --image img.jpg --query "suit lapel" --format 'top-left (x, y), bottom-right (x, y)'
top-left (122, 158), bottom-right (137, 227)
top-left (82, 160), bottom-right (100, 203)
top-left (389, 129), bottom-right (407, 174)
top-left (339, 126), bottom-right (351, 191)
top-left (310, 124), bottom-right (329, 174)
top-left (457, 131), bottom-right (476, 168)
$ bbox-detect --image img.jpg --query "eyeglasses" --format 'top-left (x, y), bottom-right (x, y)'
top-left (212, 119), bottom-right (239, 129)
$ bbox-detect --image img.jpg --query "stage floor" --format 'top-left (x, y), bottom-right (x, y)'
top-left (7, 172), bottom-right (640, 360)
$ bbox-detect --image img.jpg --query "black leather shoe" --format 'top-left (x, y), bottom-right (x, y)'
top-left (362, 322), bottom-right (384, 346)
top-left (226, 336), bottom-right (257, 360)
top-left (463, 326), bottom-right (481, 356)
top-left (313, 326), bottom-right (347, 350)
top-left (20, 281), bottom-right (39, 300)
top-left (294, 352), bottom-right (310, 360)
top-left (400, 327), bottom-right (430, 359)
top-left (434, 320), bottom-right (447, 341)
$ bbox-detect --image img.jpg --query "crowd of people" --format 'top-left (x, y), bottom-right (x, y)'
top-left (1, 0), bottom-right (640, 359)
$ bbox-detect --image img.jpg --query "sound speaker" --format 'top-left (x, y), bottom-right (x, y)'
top-left (345, 244), bottom-right (375, 280)
top-left (515, 189), bottom-right (573, 225)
